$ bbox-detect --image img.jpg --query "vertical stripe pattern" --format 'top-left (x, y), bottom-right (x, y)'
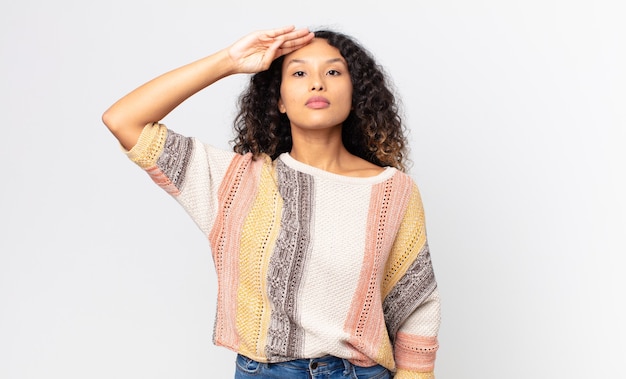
top-left (209, 153), bottom-right (263, 350)
top-left (265, 160), bottom-right (314, 359)
top-left (236, 162), bottom-right (283, 358)
top-left (126, 124), bottom-right (440, 375)
top-left (383, 244), bottom-right (436, 338)
top-left (344, 174), bottom-right (413, 367)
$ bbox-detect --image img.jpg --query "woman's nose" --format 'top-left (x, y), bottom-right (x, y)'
top-left (310, 77), bottom-right (324, 91)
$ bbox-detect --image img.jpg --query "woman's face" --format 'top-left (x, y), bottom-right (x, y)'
top-left (278, 38), bottom-right (353, 134)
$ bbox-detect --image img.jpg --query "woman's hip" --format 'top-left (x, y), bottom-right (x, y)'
top-left (234, 354), bottom-right (391, 379)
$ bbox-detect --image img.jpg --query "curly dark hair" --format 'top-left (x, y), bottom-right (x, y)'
top-left (232, 29), bottom-right (410, 171)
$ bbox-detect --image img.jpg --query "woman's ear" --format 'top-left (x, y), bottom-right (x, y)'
top-left (278, 98), bottom-right (286, 114)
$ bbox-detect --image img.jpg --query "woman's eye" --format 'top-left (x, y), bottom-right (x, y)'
top-left (327, 69), bottom-right (341, 76)
top-left (293, 71), bottom-right (305, 77)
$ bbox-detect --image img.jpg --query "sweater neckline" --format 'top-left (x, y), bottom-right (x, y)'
top-left (278, 153), bottom-right (397, 184)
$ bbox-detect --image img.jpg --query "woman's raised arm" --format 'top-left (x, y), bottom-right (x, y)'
top-left (102, 25), bottom-right (313, 150)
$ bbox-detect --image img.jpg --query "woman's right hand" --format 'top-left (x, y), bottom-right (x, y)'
top-left (103, 26), bottom-right (313, 150)
top-left (227, 26), bottom-right (314, 74)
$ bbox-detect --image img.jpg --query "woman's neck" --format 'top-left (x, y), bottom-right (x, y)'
top-left (288, 125), bottom-right (344, 168)
top-left (289, 133), bottom-right (384, 177)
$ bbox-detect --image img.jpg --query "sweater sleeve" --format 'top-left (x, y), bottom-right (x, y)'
top-left (392, 289), bottom-right (441, 378)
top-left (124, 122), bottom-right (237, 235)
top-left (383, 181), bottom-right (441, 378)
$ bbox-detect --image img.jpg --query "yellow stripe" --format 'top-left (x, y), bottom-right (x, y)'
top-left (394, 371), bottom-right (435, 379)
top-left (382, 184), bottom-right (427, 298)
top-left (235, 160), bottom-right (282, 359)
top-left (125, 122), bottom-right (168, 169)
top-left (375, 332), bottom-right (396, 371)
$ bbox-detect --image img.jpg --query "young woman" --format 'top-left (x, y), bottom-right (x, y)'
top-left (103, 25), bottom-right (441, 379)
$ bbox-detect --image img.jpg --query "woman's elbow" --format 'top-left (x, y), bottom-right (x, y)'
top-left (101, 108), bottom-right (121, 133)
top-left (101, 109), bottom-right (141, 150)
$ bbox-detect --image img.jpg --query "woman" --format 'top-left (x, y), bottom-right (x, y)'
top-left (103, 25), bottom-right (440, 379)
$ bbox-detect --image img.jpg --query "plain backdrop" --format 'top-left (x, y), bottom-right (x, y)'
top-left (1, 1), bottom-right (625, 378)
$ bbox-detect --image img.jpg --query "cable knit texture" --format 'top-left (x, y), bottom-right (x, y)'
top-left (125, 123), bottom-right (441, 377)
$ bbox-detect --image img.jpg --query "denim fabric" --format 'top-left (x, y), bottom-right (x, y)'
top-left (234, 354), bottom-right (392, 379)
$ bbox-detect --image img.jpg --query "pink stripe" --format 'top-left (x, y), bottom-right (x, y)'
top-left (344, 173), bottom-right (413, 365)
top-left (394, 333), bottom-right (438, 372)
top-left (146, 166), bottom-right (180, 196)
top-left (208, 153), bottom-right (263, 350)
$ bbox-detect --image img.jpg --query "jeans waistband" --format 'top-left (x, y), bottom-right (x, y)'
top-left (271, 355), bottom-right (351, 372)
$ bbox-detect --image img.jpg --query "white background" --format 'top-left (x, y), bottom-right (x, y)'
top-left (1, 1), bottom-right (625, 378)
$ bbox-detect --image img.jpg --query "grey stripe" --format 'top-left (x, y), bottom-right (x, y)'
top-left (383, 243), bottom-right (437, 339)
top-left (156, 130), bottom-right (193, 189)
top-left (265, 160), bottom-right (313, 360)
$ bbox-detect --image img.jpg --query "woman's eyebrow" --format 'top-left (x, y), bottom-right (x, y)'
top-left (285, 57), bottom-right (346, 67)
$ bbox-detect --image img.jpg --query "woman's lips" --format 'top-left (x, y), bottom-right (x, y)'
top-left (306, 96), bottom-right (330, 109)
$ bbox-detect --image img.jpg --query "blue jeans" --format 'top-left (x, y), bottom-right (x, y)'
top-left (234, 354), bottom-right (392, 379)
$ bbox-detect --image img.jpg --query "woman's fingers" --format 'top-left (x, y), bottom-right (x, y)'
top-left (263, 25), bottom-right (297, 39)
top-left (229, 26), bottom-right (314, 72)
top-left (274, 28), bottom-right (315, 57)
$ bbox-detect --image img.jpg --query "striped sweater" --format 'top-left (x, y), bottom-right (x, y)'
top-left (125, 122), bottom-right (441, 378)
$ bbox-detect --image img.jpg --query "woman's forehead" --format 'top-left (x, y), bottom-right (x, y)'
top-left (283, 38), bottom-right (344, 62)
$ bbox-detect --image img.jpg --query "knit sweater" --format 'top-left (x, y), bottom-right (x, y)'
top-left (125, 122), bottom-right (441, 378)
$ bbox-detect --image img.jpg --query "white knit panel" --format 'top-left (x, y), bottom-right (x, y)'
top-left (396, 288), bottom-right (441, 337)
top-left (176, 141), bottom-right (236, 236)
top-left (298, 179), bottom-right (373, 358)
